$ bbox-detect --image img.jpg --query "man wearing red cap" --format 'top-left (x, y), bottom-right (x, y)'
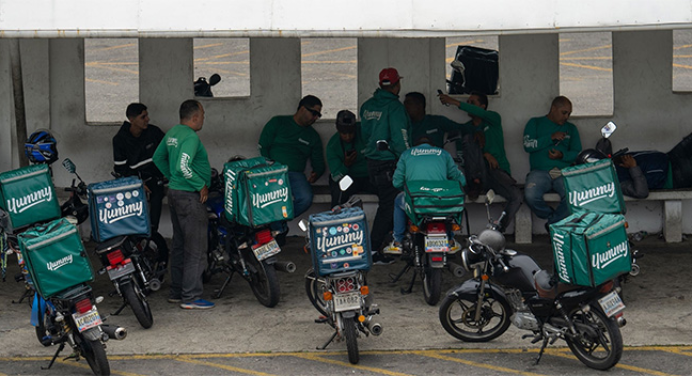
top-left (359, 67), bottom-right (411, 264)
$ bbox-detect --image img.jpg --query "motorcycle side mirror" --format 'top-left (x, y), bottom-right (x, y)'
top-left (62, 158), bottom-right (76, 174)
top-left (298, 219), bottom-right (309, 232)
top-left (339, 175), bottom-right (354, 192)
top-left (376, 140), bottom-right (389, 151)
top-left (601, 121), bottom-right (617, 139)
top-left (209, 73), bottom-right (221, 86)
top-left (486, 189), bottom-right (496, 204)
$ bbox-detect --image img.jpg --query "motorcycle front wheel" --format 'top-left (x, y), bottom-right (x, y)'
top-left (565, 305), bottom-right (623, 370)
top-left (246, 254), bottom-right (280, 308)
top-left (438, 292), bottom-right (511, 342)
top-left (76, 334), bottom-right (110, 376)
top-left (304, 268), bottom-right (329, 316)
top-left (122, 281), bottom-right (153, 329)
top-left (344, 318), bottom-right (360, 364)
top-left (422, 267), bottom-right (442, 306)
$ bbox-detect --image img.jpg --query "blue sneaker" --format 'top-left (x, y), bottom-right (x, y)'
top-left (180, 299), bottom-right (215, 310)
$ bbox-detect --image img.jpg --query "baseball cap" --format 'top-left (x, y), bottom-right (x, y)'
top-left (379, 68), bottom-right (402, 86)
top-left (336, 110), bottom-right (357, 133)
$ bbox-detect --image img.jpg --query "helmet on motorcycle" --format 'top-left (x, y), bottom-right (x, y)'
top-left (477, 228), bottom-right (505, 252)
top-left (24, 129), bottom-right (58, 165)
top-left (576, 148), bottom-right (607, 165)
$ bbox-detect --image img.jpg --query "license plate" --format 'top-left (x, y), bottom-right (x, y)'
top-left (73, 308), bottom-right (103, 333)
top-left (253, 240), bottom-right (281, 261)
top-left (333, 292), bottom-right (361, 312)
top-left (425, 236), bottom-right (449, 253)
top-left (598, 291), bottom-right (626, 318)
top-left (106, 260), bottom-right (136, 281)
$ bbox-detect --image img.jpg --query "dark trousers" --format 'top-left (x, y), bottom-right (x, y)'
top-left (168, 189), bottom-right (208, 303)
top-left (367, 159), bottom-right (400, 252)
top-left (146, 181), bottom-right (169, 262)
top-left (485, 168), bottom-right (523, 232)
top-left (328, 175), bottom-right (376, 208)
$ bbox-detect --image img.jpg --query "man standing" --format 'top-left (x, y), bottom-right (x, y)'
top-left (360, 67), bottom-right (411, 264)
top-left (258, 95), bottom-right (326, 217)
top-left (153, 99), bottom-right (213, 310)
top-left (439, 92), bottom-right (523, 233)
top-left (326, 110), bottom-right (373, 207)
top-left (523, 96), bottom-right (582, 227)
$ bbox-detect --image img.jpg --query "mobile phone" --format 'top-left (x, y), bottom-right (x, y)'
top-left (437, 89), bottom-right (444, 95)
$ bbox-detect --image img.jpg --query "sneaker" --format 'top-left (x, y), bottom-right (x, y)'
top-left (372, 253), bottom-right (395, 265)
top-left (167, 297), bottom-right (182, 304)
top-left (448, 239), bottom-right (462, 254)
top-left (383, 240), bottom-right (403, 255)
top-left (180, 299), bottom-right (215, 310)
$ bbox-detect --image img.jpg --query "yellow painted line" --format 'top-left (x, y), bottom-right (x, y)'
top-left (86, 62), bottom-right (138, 66)
top-left (0, 371), bottom-right (6, 376)
top-left (560, 44), bottom-right (612, 57)
top-left (194, 50), bottom-right (249, 63)
top-left (53, 358), bottom-right (144, 376)
top-left (673, 63), bottom-right (692, 70)
top-left (197, 61), bottom-right (249, 66)
top-left (548, 350), bottom-right (679, 376)
top-left (302, 46), bottom-right (356, 58)
top-left (674, 43), bottom-right (692, 50)
top-left (561, 56), bottom-right (612, 61)
top-left (445, 40), bottom-right (487, 48)
top-left (293, 353), bottom-right (414, 376)
top-left (194, 43), bottom-right (225, 50)
top-left (301, 60), bottom-right (357, 64)
top-left (94, 43), bottom-right (136, 52)
top-left (415, 350), bottom-right (547, 376)
top-left (176, 355), bottom-right (277, 376)
top-left (560, 62), bottom-right (612, 72)
top-left (85, 78), bottom-right (119, 86)
top-left (85, 62), bottom-right (138, 75)
top-left (673, 54), bottom-right (692, 58)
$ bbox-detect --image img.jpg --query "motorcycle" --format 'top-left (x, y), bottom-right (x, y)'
top-left (63, 158), bottom-right (165, 329)
top-left (438, 190), bottom-right (626, 370)
top-left (299, 176), bottom-right (382, 365)
top-left (203, 167), bottom-right (296, 307)
top-left (194, 73), bottom-right (221, 97)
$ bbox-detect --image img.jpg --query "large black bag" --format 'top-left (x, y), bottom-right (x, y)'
top-left (615, 151), bottom-right (669, 190)
top-left (447, 46), bottom-right (499, 95)
top-left (667, 132), bottom-right (692, 188)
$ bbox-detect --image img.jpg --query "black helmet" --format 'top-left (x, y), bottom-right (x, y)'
top-left (335, 110), bottom-right (357, 133)
top-left (576, 148), bottom-right (607, 165)
top-left (25, 129), bottom-right (58, 165)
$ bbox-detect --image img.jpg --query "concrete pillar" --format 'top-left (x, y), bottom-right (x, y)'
top-left (664, 200), bottom-right (683, 242)
top-left (0, 40), bottom-right (15, 172)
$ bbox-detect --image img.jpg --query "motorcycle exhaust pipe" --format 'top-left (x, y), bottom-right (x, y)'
top-left (447, 262), bottom-right (465, 278)
top-left (273, 260), bottom-right (297, 273)
top-left (364, 317), bottom-right (383, 336)
top-left (101, 324), bottom-right (127, 340)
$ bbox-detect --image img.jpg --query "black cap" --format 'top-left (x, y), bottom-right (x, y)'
top-left (336, 110), bottom-right (357, 133)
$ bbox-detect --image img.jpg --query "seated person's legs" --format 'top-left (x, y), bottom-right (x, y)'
top-left (524, 170), bottom-right (554, 220)
top-left (384, 193), bottom-right (406, 254)
top-left (550, 176), bottom-right (569, 224)
top-left (288, 171), bottom-right (313, 217)
top-left (486, 169), bottom-right (523, 232)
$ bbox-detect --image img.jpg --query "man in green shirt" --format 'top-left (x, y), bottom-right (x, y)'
top-left (153, 99), bottom-right (214, 310)
top-left (258, 95), bottom-right (326, 217)
top-left (439, 92), bottom-right (523, 233)
top-left (523, 96), bottom-right (582, 226)
top-left (326, 110), bottom-right (374, 207)
top-left (404, 92), bottom-right (471, 148)
top-left (360, 67), bottom-right (411, 264)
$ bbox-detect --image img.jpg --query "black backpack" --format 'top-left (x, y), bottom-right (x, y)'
top-left (667, 132), bottom-right (692, 188)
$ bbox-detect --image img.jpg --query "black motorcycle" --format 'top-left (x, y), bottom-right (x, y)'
top-left (203, 168), bottom-right (295, 307)
top-left (439, 190), bottom-right (626, 370)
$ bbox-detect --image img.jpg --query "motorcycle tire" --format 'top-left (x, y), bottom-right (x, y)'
top-left (77, 334), bottom-right (110, 376)
top-left (438, 292), bottom-right (511, 342)
top-left (422, 267), bottom-right (442, 306)
top-left (34, 297), bottom-right (52, 347)
top-left (304, 268), bottom-right (329, 317)
top-left (247, 255), bottom-right (280, 308)
top-left (122, 281), bottom-right (153, 329)
top-left (565, 305), bottom-right (623, 370)
top-left (344, 318), bottom-right (360, 364)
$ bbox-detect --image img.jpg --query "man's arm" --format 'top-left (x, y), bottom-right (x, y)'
top-left (175, 137), bottom-right (207, 191)
top-left (326, 135), bottom-right (349, 181)
top-left (112, 136), bottom-right (130, 176)
top-left (309, 132), bottom-right (326, 181)
top-left (152, 140), bottom-right (170, 179)
top-left (445, 152), bottom-right (466, 187)
top-left (257, 118), bottom-right (278, 159)
top-left (619, 155), bottom-right (649, 198)
top-left (523, 117), bottom-right (554, 154)
top-left (561, 124), bottom-right (582, 163)
top-left (392, 155), bottom-right (407, 190)
top-left (389, 105), bottom-right (411, 156)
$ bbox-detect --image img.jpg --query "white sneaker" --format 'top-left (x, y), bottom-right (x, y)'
top-left (449, 239), bottom-right (462, 254)
top-left (383, 241), bottom-right (403, 255)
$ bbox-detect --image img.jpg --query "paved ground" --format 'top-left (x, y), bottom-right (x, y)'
top-left (0, 233), bottom-right (690, 375)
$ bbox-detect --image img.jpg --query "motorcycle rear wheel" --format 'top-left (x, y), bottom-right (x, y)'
top-left (304, 268), bottom-right (329, 317)
top-left (438, 293), bottom-right (511, 342)
top-left (122, 281), bottom-right (153, 329)
top-left (422, 267), bottom-right (442, 306)
top-left (565, 305), bottom-right (623, 370)
top-left (344, 318), bottom-right (360, 364)
top-left (247, 255), bottom-right (280, 308)
top-left (34, 298), bottom-right (52, 346)
top-left (77, 334), bottom-right (110, 376)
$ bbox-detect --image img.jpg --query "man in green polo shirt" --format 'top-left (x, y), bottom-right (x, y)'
top-left (439, 92), bottom-right (523, 233)
top-left (404, 92), bottom-right (472, 148)
top-left (153, 99), bottom-right (214, 310)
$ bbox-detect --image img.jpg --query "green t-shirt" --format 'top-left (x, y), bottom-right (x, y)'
top-left (326, 128), bottom-right (369, 181)
top-left (258, 115), bottom-right (325, 177)
top-left (360, 89), bottom-right (411, 160)
top-left (153, 124), bottom-right (211, 192)
top-left (409, 114), bottom-right (472, 148)
top-left (455, 102), bottom-right (511, 175)
top-left (392, 143), bottom-right (466, 190)
top-left (523, 116), bottom-right (582, 171)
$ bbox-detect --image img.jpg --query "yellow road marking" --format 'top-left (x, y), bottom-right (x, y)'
top-left (85, 78), bottom-right (119, 86)
top-left (303, 46), bottom-right (356, 58)
top-left (561, 56), bottom-right (612, 61)
top-left (548, 350), bottom-right (679, 376)
top-left (301, 60), bottom-right (357, 64)
top-left (446, 40), bottom-right (487, 48)
top-left (560, 45), bottom-right (612, 57)
top-left (560, 62), bottom-right (612, 72)
top-left (292, 353), bottom-right (415, 376)
top-left (87, 61), bottom-right (138, 66)
top-left (673, 63), bottom-right (692, 70)
top-left (414, 350), bottom-right (547, 376)
top-left (197, 61), bottom-right (248, 66)
top-left (85, 62), bottom-right (138, 75)
top-left (194, 50), bottom-right (250, 63)
top-left (176, 356), bottom-right (277, 376)
top-left (674, 43), bottom-right (692, 50)
top-left (194, 43), bottom-right (225, 50)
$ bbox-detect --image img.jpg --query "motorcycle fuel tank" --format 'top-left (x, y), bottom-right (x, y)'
top-left (493, 253), bottom-right (541, 295)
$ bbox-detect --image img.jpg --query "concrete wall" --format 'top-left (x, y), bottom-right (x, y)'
top-left (3, 30), bottom-right (692, 236)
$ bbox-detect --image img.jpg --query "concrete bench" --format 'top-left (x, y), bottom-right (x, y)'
top-left (312, 185), bottom-right (692, 244)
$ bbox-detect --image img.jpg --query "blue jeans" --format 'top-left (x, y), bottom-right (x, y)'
top-left (524, 170), bottom-right (569, 224)
top-left (393, 192), bottom-right (407, 243)
top-left (288, 172), bottom-right (313, 217)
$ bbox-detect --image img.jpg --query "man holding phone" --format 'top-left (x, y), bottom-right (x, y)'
top-left (326, 110), bottom-right (374, 207)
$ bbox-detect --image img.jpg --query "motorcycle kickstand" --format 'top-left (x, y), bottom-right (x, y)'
top-left (534, 334), bottom-right (550, 365)
top-left (389, 263), bottom-right (411, 284)
top-left (112, 299), bottom-right (128, 316)
top-left (317, 331), bottom-right (338, 350)
top-left (400, 269), bottom-right (417, 295)
top-left (41, 342), bottom-right (66, 370)
top-left (214, 269), bottom-right (234, 299)
top-left (12, 288), bottom-right (33, 304)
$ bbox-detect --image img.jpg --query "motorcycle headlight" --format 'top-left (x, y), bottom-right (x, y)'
top-left (461, 245), bottom-right (486, 271)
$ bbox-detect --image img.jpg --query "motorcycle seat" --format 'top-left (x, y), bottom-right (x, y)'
top-left (94, 235), bottom-right (127, 254)
top-left (534, 270), bottom-right (583, 299)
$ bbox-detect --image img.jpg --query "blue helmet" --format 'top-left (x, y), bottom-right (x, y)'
top-left (24, 130), bottom-right (58, 164)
